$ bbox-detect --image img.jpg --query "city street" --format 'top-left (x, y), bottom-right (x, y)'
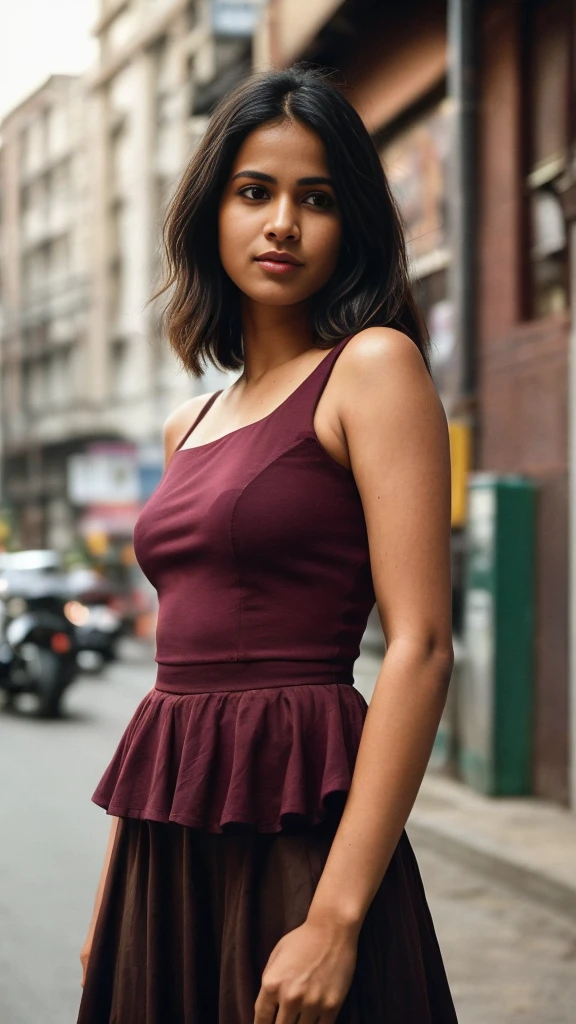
top-left (1, 641), bottom-right (576, 1024)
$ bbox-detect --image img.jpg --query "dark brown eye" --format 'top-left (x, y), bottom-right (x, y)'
top-left (239, 185), bottom-right (269, 201)
top-left (303, 192), bottom-right (335, 209)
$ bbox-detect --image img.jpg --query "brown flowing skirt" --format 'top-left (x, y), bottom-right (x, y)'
top-left (77, 817), bottom-right (458, 1023)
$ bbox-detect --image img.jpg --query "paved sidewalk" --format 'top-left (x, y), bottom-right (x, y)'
top-left (409, 773), bottom-right (576, 921)
top-left (355, 642), bottom-right (576, 922)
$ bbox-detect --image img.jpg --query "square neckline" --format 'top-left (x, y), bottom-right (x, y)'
top-left (174, 337), bottom-right (351, 455)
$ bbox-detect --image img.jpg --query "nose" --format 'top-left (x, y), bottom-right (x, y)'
top-left (263, 195), bottom-right (300, 243)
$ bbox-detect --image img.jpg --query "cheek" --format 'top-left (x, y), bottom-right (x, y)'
top-left (310, 220), bottom-right (342, 282)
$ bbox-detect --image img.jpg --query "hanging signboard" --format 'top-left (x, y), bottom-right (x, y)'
top-left (211, 0), bottom-right (263, 36)
top-left (67, 443), bottom-right (139, 505)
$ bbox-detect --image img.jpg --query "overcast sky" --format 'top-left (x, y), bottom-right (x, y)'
top-left (0, 1), bottom-right (99, 122)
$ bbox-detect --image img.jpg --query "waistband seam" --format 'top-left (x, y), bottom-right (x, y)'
top-left (154, 659), bottom-right (355, 695)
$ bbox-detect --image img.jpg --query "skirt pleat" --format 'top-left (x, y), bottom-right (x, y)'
top-left (77, 817), bottom-right (458, 1023)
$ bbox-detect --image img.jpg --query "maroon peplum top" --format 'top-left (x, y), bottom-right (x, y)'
top-left (92, 333), bottom-right (377, 832)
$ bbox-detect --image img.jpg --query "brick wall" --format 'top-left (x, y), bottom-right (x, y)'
top-left (479, 0), bottom-right (570, 802)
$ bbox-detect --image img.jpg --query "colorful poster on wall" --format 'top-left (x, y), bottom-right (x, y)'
top-left (380, 100), bottom-right (463, 413)
top-left (379, 99), bottom-right (450, 271)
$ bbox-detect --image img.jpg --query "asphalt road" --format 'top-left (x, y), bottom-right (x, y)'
top-left (1, 639), bottom-right (575, 1024)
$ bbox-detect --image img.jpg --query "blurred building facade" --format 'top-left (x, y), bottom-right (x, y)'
top-left (0, 0), bottom-right (262, 558)
top-left (86, 0), bottom-right (249, 444)
top-left (0, 75), bottom-right (92, 551)
top-left (255, 0), bottom-right (574, 805)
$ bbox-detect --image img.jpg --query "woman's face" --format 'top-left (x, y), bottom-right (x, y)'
top-left (218, 118), bottom-right (342, 308)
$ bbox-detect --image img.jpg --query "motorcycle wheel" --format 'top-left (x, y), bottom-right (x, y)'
top-left (34, 648), bottom-right (67, 719)
top-left (1, 690), bottom-right (17, 711)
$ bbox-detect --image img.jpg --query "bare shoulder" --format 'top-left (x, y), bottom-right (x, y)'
top-left (163, 392), bottom-right (218, 464)
top-left (336, 326), bottom-right (441, 421)
top-left (339, 326), bottom-right (430, 388)
top-left (332, 327), bottom-right (447, 467)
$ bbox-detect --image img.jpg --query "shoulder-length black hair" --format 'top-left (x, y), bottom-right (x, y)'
top-left (152, 65), bottom-right (430, 377)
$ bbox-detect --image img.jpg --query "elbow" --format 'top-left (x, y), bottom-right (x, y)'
top-left (412, 633), bottom-right (454, 692)
top-left (430, 640), bottom-right (454, 692)
top-left (388, 633), bottom-right (454, 688)
top-left (434, 647), bottom-right (453, 688)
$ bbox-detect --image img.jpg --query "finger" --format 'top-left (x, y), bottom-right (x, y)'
top-left (292, 1003), bottom-right (327, 1024)
top-left (293, 1006), bottom-right (321, 1024)
top-left (254, 985), bottom-right (279, 1024)
top-left (319, 1007), bottom-right (340, 1024)
top-left (273, 1007), bottom-right (295, 1024)
top-left (274, 998), bottom-right (305, 1024)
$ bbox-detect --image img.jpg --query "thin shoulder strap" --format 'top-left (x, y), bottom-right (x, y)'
top-left (301, 333), bottom-right (355, 431)
top-left (174, 390), bottom-right (223, 452)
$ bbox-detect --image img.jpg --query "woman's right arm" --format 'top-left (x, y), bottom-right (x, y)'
top-left (80, 815), bottom-right (120, 987)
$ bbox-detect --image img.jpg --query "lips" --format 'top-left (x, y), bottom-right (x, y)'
top-left (255, 251), bottom-right (303, 266)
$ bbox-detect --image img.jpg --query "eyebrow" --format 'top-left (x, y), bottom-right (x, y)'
top-left (231, 170), bottom-right (335, 187)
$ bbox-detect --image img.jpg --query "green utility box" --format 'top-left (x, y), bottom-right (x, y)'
top-left (459, 474), bottom-right (536, 795)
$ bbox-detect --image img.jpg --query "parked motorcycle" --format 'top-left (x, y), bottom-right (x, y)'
top-left (0, 554), bottom-right (79, 718)
top-left (64, 568), bottom-right (124, 671)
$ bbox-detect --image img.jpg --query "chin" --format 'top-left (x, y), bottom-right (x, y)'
top-left (258, 290), bottom-right (314, 308)
top-left (237, 281), bottom-right (310, 306)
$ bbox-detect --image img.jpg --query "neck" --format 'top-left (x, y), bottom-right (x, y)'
top-left (239, 297), bottom-right (317, 383)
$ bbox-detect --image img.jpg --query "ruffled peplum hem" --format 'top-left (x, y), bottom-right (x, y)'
top-left (92, 665), bottom-right (369, 833)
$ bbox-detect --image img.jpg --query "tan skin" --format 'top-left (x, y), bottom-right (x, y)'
top-left (81, 118), bottom-right (454, 1023)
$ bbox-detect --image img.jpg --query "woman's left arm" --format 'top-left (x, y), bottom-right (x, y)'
top-left (254, 327), bottom-right (454, 1024)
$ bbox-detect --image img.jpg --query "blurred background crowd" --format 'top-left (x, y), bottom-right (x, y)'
top-left (0, 0), bottom-right (574, 809)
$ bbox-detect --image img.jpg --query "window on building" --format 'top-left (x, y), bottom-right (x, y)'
top-left (1, 366), bottom-right (14, 418)
top-left (20, 118), bottom-right (46, 176)
top-left (108, 198), bottom-right (126, 264)
top-left (110, 124), bottom-right (131, 196)
top-left (523, 0), bottom-right (571, 318)
top-left (20, 182), bottom-right (33, 239)
top-left (51, 160), bottom-right (71, 202)
top-left (110, 336), bottom-right (132, 398)
top-left (151, 36), bottom-right (181, 179)
top-left (103, 6), bottom-right (136, 57)
top-left (529, 188), bottom-right (568, 316)
top-left (108, 198), bottom-right (128, 334)
top-left (46, 104), bottom-right (68, 159)
top-left (47, 347), bottom-right (71, 407)
top-left (19, 125), bottom-right (31, 174)
top-left (23, 245), bottom-right (50, 299)
top-left (26, 356), bottom-right (48, 413)
top-left (412, 267), bottom-right (457, 403)
top-left (49, 236), bottom-right (70, 287)
top-left (187, 0), bottom-right (198, 30)
top-left (108, 257), bottom-right (123, 335)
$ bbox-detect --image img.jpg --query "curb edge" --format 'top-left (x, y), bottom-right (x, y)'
top-left (407, 817), bottom-right (576, 924)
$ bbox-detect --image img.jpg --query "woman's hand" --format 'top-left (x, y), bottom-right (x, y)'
top-left (254, 915), bottom-right (358, 1023)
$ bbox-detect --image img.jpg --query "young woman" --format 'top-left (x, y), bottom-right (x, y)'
top-left (77, 67), bottom-right (458, 1023)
